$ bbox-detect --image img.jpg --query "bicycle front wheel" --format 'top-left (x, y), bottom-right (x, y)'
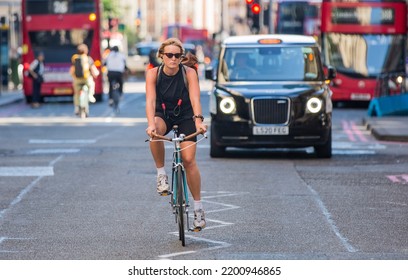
top-left (176, 165), bottom-right (185, 246)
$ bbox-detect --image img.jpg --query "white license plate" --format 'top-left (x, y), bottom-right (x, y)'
top-left (253, 126), bottom-right (289, 135)
top-left (350, 93), bottom-right (371, 101)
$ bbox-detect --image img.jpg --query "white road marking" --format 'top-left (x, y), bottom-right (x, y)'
top-left (306, 184), bottom-right (357, 253)
top-left (158, 236), bottom-right (231, 259)
top-left (157, 191), bottom-right (240, 259)
top-left (28, 149), bottom-right (80, 154)
top-left (0, 167), bottom-right (54, 176)
top-left (29, 139), bottom-right (96, 144)
top-left (332, 150), bottom-right (376, 155)
top-left (0, 156), bottom-right (63, 221)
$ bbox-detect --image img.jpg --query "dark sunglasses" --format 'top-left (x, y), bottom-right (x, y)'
top-left (163, 53), bottom-right (182, 59)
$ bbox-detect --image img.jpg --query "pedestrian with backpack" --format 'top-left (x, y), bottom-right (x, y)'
top-left (145, 38), bottom-right (207, 230)
top-left (70, 43), bottom-right (99, 116)
top-left (28, 52), bottom-right (45, 108)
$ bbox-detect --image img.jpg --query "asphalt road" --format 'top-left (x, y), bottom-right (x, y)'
top-left (0, 79), bottom-right (407, 260)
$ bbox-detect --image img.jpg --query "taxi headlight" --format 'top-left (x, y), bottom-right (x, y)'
top-left (219, 97), bottom-right (236, 114)
top-left (306, 97), bottom-right (323, 113)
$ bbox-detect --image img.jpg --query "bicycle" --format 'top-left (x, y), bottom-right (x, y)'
top-left (78, 83), bottom-right (90, 118)
top-left (148, 126), bottom-right (206, 246)
top-left (110, 78), bottom-right (121, 114)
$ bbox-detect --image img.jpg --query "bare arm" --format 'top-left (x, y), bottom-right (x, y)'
top-left (186, 67), bottom-right (207, 133)
top-left (145, 67), bottom-right (158, 136)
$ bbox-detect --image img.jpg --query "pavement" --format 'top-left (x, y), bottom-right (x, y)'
top-left (0, 88), bottom-right (24, 107)
top-left (1, 87), bottom-right (407, 142)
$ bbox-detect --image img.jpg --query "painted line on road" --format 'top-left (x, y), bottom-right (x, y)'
top-left (28, 149), bottom-right (80, 154)
top-left (157, 191), bottom-right (239, 259)
top-left (342, 120), bottom-right (369, 143)
top-left (0, 117), bottom-right (149, 125)
top-left (350, 121), bottom-right (369, 142)
top-left (158, 236), bottom-right (231, 259)
top-left (0, 156), bottom-right (63, 221)
top-left (0, 237), bottom-right (32, 253)
top-left (387, 174), bottom-right (408, 184)
top-left (332, 150), bottom-right (376, 155)
top-left (29, 139), bottom-right (96, 144)
top-left (306, 184), bottom-right (357, 253)
top-left (0, 167), bottom-right (54, 176)
top-left (0, 176), bottom-right (42, 220)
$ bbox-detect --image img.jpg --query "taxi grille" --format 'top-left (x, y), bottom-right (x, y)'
top-left (252, 98), bottom-right (290, 124)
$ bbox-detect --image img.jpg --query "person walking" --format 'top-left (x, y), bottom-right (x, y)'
top-left (70, 44), bottom-right (99, 115)
top-left (145, 38), bottom-right (207, 230)
top-left (28, 52), bottom-right (45, 108)
top-left (105, 45), bottom-right (127, 105)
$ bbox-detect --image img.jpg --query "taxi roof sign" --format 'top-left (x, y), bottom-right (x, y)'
top-left (258, 38), bottom-right (282, 44)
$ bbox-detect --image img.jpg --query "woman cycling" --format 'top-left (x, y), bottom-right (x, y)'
top-left (145, 38), bottom-right (207, 230)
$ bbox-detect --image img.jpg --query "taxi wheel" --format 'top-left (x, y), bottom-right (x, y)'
top-left (314, 129), bottom-right (332, 158)
top-left (210, 124), bottom-right (226, 158)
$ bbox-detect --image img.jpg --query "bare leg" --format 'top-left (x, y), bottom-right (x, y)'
top-left (181, 142), bottom-right (201, 200)
top-left (149, 117), bottom-right (167, 168)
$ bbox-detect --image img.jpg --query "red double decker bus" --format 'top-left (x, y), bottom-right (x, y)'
top-left (272, 0), bottom-right (322, 39)
top-left (21, 0), bottom-right (103, 102)
top-left (321, 0), bottom-right (407, 102)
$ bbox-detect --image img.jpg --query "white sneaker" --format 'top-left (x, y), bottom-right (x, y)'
top-left (193, 209), bottom-right (206, 229)
top-left (156, 174), bottom-right (170, 195)
top-left (89, 94), bottom-right (96, 103)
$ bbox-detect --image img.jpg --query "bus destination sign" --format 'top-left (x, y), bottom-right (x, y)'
top-left (331, 7), bottom-right (395, 25)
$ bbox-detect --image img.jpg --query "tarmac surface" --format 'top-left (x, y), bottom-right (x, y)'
top-left (1, 87), bottom-right (407, 142)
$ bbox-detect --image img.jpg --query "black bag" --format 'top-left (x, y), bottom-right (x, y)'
top-left (35, 75), bottom-right (44, 83)
top-left (72, 54), bottom-right (90, 78)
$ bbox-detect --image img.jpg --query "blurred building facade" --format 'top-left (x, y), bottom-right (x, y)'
top-left (120, 0), bottom-right (250, 41)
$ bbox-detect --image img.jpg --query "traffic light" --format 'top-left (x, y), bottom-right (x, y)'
top-left (252, 1), bottom-right (260, 30)
top-left (251, 3), bottom-right (261, 15)
top-left (246, 0), bottom-right (261, 33)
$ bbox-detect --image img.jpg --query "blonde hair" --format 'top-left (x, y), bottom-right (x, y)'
top-left (77, 43), bottom-right (89, 55)
top-left (158, 37), bottom-right (198, 72)
top-left (157, 38), bottom-right (184, 58)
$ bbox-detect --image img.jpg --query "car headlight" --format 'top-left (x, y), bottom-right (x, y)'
top-left (306, 97), bottom-right (323, 113)
top-left (219, 97), bottom-right (236, 114)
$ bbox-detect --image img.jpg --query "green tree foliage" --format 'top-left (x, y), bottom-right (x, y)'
top-left (102, 0), bottom-right (120, 19)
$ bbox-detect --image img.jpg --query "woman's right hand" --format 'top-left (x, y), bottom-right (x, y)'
top-left (146, 125), bottom-right (156, 138)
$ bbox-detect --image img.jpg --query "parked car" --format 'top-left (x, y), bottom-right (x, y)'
top-left (205, 34), bottom-right (336, 158)
top-left (126, 41), bottom-right (161, 75)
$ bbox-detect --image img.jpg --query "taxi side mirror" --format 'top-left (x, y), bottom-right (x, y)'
top-left (327, 65), bottom-right (337, 80)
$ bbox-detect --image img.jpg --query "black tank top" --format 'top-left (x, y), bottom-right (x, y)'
top-left (156, 64), bottom-right (193, 121)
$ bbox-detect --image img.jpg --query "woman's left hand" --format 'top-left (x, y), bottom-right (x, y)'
top-left (197, 123), bottom-right (207, 133)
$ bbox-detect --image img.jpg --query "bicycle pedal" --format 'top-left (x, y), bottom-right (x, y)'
top-left (159, 191), bottom-right (169, 196)
top-left (189, 227), bottom-right (203, 232)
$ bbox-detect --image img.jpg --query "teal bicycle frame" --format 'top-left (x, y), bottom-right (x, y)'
top-left (149, 126), bottom-right (205, 246)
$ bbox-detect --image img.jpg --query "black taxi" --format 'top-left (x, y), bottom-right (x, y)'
top-left (205, 34), bottom-right (336, 158)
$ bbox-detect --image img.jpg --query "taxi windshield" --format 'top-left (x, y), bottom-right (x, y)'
top-left (219, 46), bottom-right (322, 82)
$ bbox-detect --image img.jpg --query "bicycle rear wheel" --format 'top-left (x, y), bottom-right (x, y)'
top-left (112, 88), bottom-right (120, 113)
top-left (176, 165), bottom-right (185, 246)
